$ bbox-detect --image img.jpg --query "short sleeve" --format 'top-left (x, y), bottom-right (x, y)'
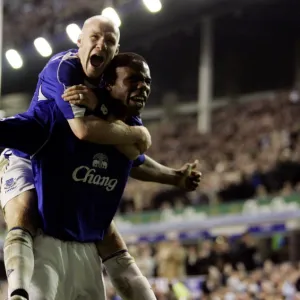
top-left (127, 115), bottom-right (145, 166)
top-left (133, 154), bottom-right (146, 167)
top-left (40, 54), bottom-right (87, 120)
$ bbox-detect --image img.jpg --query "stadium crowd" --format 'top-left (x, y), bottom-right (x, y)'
top-left (103, 231), bottom-right (300, 299)
top-left (120, 90), bottom-right (300, 214)
top-left (126, 232), bottom-right (263, 279)
top-left (0, 229), bottom-right (298, 299)
top-left (3, 0), bottom-right (100, 48)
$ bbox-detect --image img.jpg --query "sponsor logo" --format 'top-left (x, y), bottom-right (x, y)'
top-left (92, 153), bottom-right (108, 169)
top-left (4, 178), bottom-right (17, 193)
top-left (72, 166), bottom-right (118, 192)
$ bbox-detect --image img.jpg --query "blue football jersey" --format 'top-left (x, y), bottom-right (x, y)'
top-left (0, 49), bottom-right (146, 242)
top-left (0, 101), bottom-right (144, 242)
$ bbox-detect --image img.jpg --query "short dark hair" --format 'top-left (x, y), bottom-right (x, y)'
top-left (102, 52), bottom-right (148, 85)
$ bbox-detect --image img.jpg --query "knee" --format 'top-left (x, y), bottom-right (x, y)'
top-left (4, 191), bottom-right (39, 235)
top-left (5, 227), bottom-right (33, 248)
top-left (103, 251), bottom-right (144, 280)
top-left (103, 251), bottom-right (154, 300)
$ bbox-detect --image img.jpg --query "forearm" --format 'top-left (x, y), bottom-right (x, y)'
top-left (68, 115), bottom-right (138, 145)
top-left (130, 155), bottom-right (179, 185)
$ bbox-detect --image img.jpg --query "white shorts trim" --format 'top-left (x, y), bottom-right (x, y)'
top-left (0, 152), bottom-right (34, 208)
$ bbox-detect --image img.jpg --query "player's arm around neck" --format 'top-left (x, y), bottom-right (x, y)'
top-left (62, 85), bottom-right (151, 152)
top-left (130, 155), bottom-right (179, 185)
top-left (68, 116), bottom-right (146, 145)
top-left (52, 58), bottom-right (150, 147)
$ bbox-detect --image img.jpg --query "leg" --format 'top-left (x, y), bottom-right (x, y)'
top-left (97, 222), bottom-right (156, 300)
top-left (4, 191), bottom-right (40, 299)
top-left (70, 242), bottom-right (106, 300)
top-left (0, 153), bottom-right (39, 299)
top-left (30, 234), bottom-right (65, 300)
top-left (96, 221), bottom-right (127, 258)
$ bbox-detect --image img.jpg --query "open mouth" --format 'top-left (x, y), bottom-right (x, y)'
top-left (130, 96), bottom-right (146, 108)
top-left (90, 54), bottom-right (104, 68)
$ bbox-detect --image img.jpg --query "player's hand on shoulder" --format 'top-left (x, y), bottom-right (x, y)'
top-left (132, 126), bottom-right (152, 154)
top-left (62, 84), bottom-right (98, 111)
top-left (175, 160), bottom-right (202, 191)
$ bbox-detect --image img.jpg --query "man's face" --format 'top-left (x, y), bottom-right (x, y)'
top-left (108, 61), bottom-right (151, 116)
top-left (78, 18), bottom-right (119, 79)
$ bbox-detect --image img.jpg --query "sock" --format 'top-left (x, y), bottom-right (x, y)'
top-left (104, 250), bottom-right (156, 300)
top-left (4, 228), bottom-right (33, 299)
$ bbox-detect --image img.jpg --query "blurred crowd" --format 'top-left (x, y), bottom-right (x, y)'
top-left (199, 261), bottom-right (300, 300)
top-left (121, 91), bottom-right (300, 214)
top-left (3, 0), bottom-right (100, 48)
top-left (129, 233), bottom-right (264, 279)
top-left (105, 232), bottom-right (300, 300)
top-left (0, 231), bottom-right (298, 299)
top-left (0, 230), bottom-right (297, 299)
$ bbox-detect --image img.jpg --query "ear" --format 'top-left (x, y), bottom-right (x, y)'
top-left (77, 34), bottom-right (82, 48)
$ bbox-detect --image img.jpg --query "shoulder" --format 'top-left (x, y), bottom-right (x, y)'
top-left (41, 49), bottom-right (84, 86)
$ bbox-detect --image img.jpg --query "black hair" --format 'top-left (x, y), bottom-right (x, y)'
top-left (102, 52), bottom-right (148, 85)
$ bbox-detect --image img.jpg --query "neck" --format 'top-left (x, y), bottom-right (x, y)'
top-left (85, 76), bottom-right (101, 87)
top-left (106, 94), bottom-right (129, 120)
